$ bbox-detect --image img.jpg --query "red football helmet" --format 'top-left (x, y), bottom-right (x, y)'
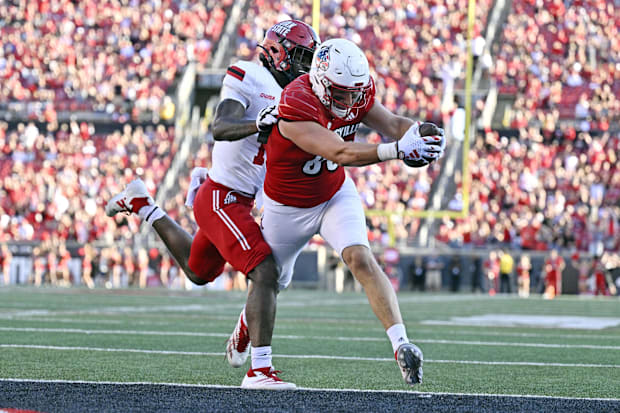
top-left (259, 20), bottom-right (320, 86)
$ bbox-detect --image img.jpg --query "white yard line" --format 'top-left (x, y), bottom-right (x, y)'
top-left (0, 303), bottom-right (239, 318)
top-left (4, 317), bottom-right (620, 340)
top-left (0, 294), bottom-right (512, 318)
top-left (1, 344), bottom-right (619, 368)
top-left (0, 377), bottom-right (619, 401)
top-left (1, 326), bottom-right (619, 350)
top-left (0, 326), bottom-right (230, 338)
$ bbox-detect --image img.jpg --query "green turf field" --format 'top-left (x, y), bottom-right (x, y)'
top-left (0, 287), bottom-right (618, 399)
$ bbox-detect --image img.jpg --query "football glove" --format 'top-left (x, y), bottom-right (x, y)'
top-left (256, 104), bottom-right (278, 133)
top-left (397, 122), bottom-right (445, 167)
top-left (185, 167), bottom-right (209, 208)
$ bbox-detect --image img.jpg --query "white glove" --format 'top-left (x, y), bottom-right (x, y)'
top-left (256, 104), bottom-right (279, 132)
top-left (185, 167), bottom-right (209, 208)
top-left (397, 122), bottom-right (445, 166)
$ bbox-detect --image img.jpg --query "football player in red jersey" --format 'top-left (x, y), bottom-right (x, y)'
top-left (261, 38), bottom-right (446, 386)
top-left (106, 21), bottom-right (319, 389)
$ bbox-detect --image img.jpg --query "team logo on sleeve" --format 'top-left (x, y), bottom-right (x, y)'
top-left (316, 46), bottom-right (330, 71)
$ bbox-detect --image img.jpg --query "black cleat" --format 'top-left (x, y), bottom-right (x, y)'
top-left (396, 342), bottom-right (423, 385)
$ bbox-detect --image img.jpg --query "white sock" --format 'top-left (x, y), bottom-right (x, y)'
top-left (386, 323), bottom-right (409, 353)
top-left (251, 345), bottom-right (272, 370)
top-left (137, 205), bottom-right (166, 226)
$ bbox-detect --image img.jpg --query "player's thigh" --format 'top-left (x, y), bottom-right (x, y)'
top-left (261, 194), bottom-right (319, 289)
top-left (193, 182), bottom-right (271, 275)
top-left (320, 178), bottom-right (370, 255)
top-left (188, 228), bottom-right (226, 283)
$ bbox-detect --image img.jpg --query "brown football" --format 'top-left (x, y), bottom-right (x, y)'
top-left (403, 122), bottom-right (442, 168)
top-left (419, 122), bottom-right (441, 138)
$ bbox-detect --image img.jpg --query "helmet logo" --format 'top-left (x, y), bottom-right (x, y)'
top-left (271, 21), bottom-right (297, 37)
top-left (316, 46), bottom-right (330, 71)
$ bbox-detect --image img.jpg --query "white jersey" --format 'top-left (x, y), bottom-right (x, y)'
top-left (208, 60), bottom-right (283, 196)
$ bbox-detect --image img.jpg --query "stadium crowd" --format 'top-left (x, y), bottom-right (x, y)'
top-left (439, 128), bottom-right (619, 253)
top-left (236, 0), bottom-right (494, 123)
top-left (0, 120), bottom-right (177, 286)
top-left (0, 0), bottom-right (617, 293)
top-left (0, 0), bottom-right (231, 121)
top-left (493, 0), bottom-right (619, 127)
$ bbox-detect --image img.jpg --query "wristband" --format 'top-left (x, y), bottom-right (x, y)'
top-left (377, 143), bottom-right (398, 161)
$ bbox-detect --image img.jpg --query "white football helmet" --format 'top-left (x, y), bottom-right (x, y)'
top-left (309, 38), bottom-right (371, 119)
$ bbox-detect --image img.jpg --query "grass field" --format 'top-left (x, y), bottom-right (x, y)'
top-left (0, 287), bottom-right (619, 403)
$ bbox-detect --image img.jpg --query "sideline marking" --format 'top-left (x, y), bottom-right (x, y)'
top-left (0, 378), bottom-right (618, 402)
top-left (1, 327), bottom-right (619, 350)
top-left (1, 344), bottom-right (618, 368)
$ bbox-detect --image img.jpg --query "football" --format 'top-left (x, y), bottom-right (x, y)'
top-left (419, 122), bottom-right (442, 138)
top-left (403, 158), bottom-right (430, 168)
top-left (403, 122), bottom-right (442, 167)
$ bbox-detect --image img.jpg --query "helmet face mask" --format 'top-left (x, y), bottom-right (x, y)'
top-left (259, 20), bottom-right (320, 86)
top-left (329, 82), bottom-right (368, 119)
top-left (286, 41), bottom-right (315, 76)
top-left (309, 39), bottom-right (371, 119)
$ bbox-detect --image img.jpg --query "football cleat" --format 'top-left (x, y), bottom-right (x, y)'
top-left (396, 342), bottom-right (424, 385)
top-left (241, 367), bottom-right (296, 390)
top-left (226, 311), bottom-right (250, 368)
top-left (105, 179), bottom-right (154, 217)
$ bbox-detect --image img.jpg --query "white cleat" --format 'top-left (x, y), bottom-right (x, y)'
top-left (241, 367), bottom-right (296, 390)
top-left (105, 179), bottom-right (154, 217)
top-left (396, 342), bottom-right (423, 385)
top-left (226, 312), bottom-right (250, 368)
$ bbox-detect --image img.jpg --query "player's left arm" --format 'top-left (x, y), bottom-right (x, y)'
top-left (362, 100), bottom-right (415, 140)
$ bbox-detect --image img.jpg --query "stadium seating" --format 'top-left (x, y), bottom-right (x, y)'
top-left (0, 121), bottom-right (176, 243)
top-left (494, 0), bottom-right (619, 125)
top-left (0, 0), bottom-right (232, 120)
top-left (440, 128), bottom-right (619, 254)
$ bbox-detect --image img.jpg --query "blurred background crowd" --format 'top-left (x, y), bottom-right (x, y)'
top-left (0, 0), bottom-right (618, 295)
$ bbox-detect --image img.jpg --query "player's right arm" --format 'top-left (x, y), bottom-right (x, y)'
top-left (212, 62), bottom-right (265, 141)
top-left (278, 120), bottom-right (382, 166)
top-left (211, 99), bottom-right (259, 141)
top-left (278, 119), bottom-right (443, 167)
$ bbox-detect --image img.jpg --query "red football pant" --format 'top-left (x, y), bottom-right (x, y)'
top-left (188, 178), bottom-right (271, 283)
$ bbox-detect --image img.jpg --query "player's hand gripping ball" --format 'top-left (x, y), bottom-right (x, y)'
top-left (400, 122), bottom-right (445, 168)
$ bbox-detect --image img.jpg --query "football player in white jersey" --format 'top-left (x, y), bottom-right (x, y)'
top-left (106, 20), bottom-right (320, 389)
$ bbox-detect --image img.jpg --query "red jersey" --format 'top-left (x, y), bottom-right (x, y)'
top-left (264, 74), bottom-right (376, 207)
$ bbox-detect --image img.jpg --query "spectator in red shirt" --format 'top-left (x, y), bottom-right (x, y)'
top-left (0, 243), bottom-right (12, 285)
top-left (516, 254), bottom-right (531, 298)
top-left (543, 249), bottom-right (565, 299)
top-left (80, 243), bottom-right (95, 289)
top-left (57, 242), bottom-right (72, 286)
top-left (484, 250), bottom-right (500, 295)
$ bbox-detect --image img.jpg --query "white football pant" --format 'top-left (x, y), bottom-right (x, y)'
top-left (261, 177), bottom-right (370, 290)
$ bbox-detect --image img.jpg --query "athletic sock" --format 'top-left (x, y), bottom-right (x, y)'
top-left (137, 205), bottom-right (166, 226)
top-left (386, 323), bottom-right (409, 353)
top-left (251, 345), bottom-right (272, 370)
